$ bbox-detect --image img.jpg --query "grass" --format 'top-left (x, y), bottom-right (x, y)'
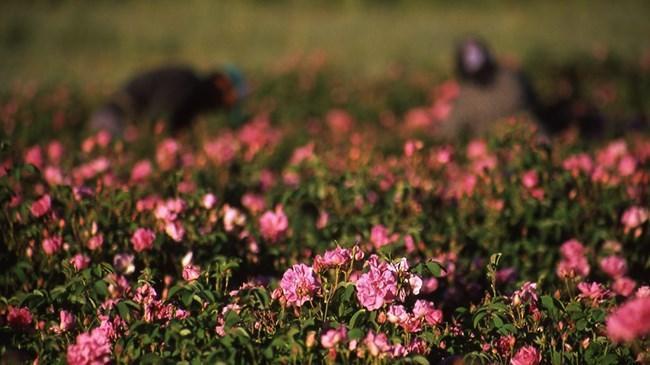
top-left (0, 0), bottom-right (649, 88)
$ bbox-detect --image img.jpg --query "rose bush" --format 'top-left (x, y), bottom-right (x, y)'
top-left (1, 61), bottom-right (649, 363)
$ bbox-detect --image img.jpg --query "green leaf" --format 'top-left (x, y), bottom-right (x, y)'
top-left (179, 328), bottom-right (191, 336)
top-left (349, 309), bottom-right (366, 329)
top-left (94, 280), bottom-right (108, 298)
top-left (117, 301), bottom-right (131, 321)
top-left (412, 356), bottom-right (430, 365)
top-left (425, 261), bottom-right (445, 277)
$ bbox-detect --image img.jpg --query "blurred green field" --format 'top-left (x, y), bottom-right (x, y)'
top-left (1, 0), bottom-right (649, 89)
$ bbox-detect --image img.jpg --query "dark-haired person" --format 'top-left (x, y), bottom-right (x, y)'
top-left (90, 65), bottom-right (247, 137)
top-left (438, 37), bottom-right (540, 138)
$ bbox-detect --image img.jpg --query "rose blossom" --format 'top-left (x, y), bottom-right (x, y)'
top-left (599, 255), bottom-right (627, 279)
top-left (259, 205), bottom-right (289, 242)
top-left (30, 194), bottom-right (51, 218)
top-left (66, 327), bottom-right (111, 365)
top-left (57, 310), bottom-right (75, 332)
top-left (613, 277), bottom-right (637, 297)
top-left (164, 220), bottom-right (185, 242)
top-left (521, 170), bottom-right (538, 189)
top-left (370, 224), bottom-right (395, 249)
top-left (387, 305), bottom-right (409, 324)
top-left (7, 307), bottom-right (33, 330)
top-left (606, 297), bottom-right (650, 342)
top-left (510, 345), bottom-right (541, 365)
top-left (577, 282), bottom-right (608, 302)
top-left (413, 300), bottom-right (443, 326)
top-left (70, 254), bottom-right (91, 271)
top-left (280, 264), bottom-right (320, 307)
top-left (113, 253), bottom-right (135, 274)
top-left (86, 234), bottom-right (104, 251)
top-left (364, 330), bottom-right (391, 357)
top-left (321, 327), bottom-right (347, 349)
top-left (42, 235), bottom-right (63, 256)
top-left (202, 193), bottom-right (217, 209)
top-left (314, 246), bottom-right (351, 271)
top-left (182, 264), bottom-right (201, 282)
top-left (131, 228), bottom-right (155, 252)
top-left (621, 206), bottom-right (648, 230)
top-left (130, 160), bottom-right (153, 182)
top-left (355, 257), bottom-right (397, 310)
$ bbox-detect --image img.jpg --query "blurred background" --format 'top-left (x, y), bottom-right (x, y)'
top-left (1, 0), bottom-right (649, 88)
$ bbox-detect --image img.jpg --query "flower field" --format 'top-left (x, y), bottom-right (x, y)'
top-left (1, 59), bottom-right (649, 364)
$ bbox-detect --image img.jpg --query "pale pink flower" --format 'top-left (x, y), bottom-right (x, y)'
top-left (24, 145), bottom-right (43, 169)
top-left (387, 305), bottom-right (409, 324)
top-left (182, 264), bottom-right (201, 282)
top-left (131, 228), bottom-right (155, 252)
top-left (577, 282), bottom-right (608, 302)
top-left (30, 194), bottom-right (51, 218)
top-left (599, 256), bottom-right (627, 279)
top-left (621, 206), bottom-right (648, 230)
top-left (355, 258), bottom-right (398, 310)
top-left (241, 193), bottom-right (265, 214)
top-left (47, 141), bottom-right (64, 165)
top-left (512, 282), bottom-right (539, 306)
top-left (155, 138), bottom-right (180, 171)
top-left (280, 264), bottom-right (320, 307)
top-left (113, 254), bottom-right (135, 274)
top-left (70, 254), bottom-right (91, 271)
top-left (222, 204), bottom-right (246, 232)
top-left (86, 234), bottom-right (104, 251)
top-left (510, 345), bottom-right (541, 365)
top-left (421, 277), bottom-right (439, 294)
top-left (316, 210), bottom-right (329, 230)
top-left (290, 142), bottom-right (315, 165)
top-left (42, 236), bottom-right (63, 256)
top-left (617, 155), bottom-right (636, 176)
top-left (562, 153), bottom-right (593, 175)
top-left (66, 327), bottom-right (111, 365)
top-left (636, 286), bottom-right (650, 298)
top-left (165, 220), bottom-right (185, 242)
top-left (326, 109), bottom-right (353, 134)
top-left (606, 297), bottom-right (650, 342)
top-left (613, 277), bottom-right (637, 297)
top-left (321, 327), bottom-right (347, 349)
top-left (130, 160), bottom-right (152, 182)
top-left (403, 140), bottom-right (423, 157)
top-left (413, 300), bottom-right (443, 326)
top-left (364, 330), bottom-right (391, 357)
top-left (370, 224), bottom-right (396, 249)
top-left (259, 205), bottom-right (289, 242)
top-left (44, 166), bottom-right (64, 185)
top-left (560, 239), bottom-right (586, 259)
top-left (467, 139), bottom-right (488, 160)
top-left (521, 170), bottom-right (538, 189)
top-left (58, 310), bottom-right (75, 332)
top-left (202, 193), bottom-right (217, 209)
top-left (204, 133), bottom-right (239, 165)
top-left (314, 246), bottom-right (351, 271)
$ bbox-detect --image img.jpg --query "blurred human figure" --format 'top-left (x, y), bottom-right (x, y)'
top-left (438, 37), bottom-right (538, 138)
top-left (90, 65), bottom-right (247, 136)
top-left (439, 36), bottom-right (611, 139)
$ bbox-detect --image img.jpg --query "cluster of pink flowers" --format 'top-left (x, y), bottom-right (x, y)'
top-left (258, 205), bottom-right (288, 243)
top-left (131, 228), bottom-right (156, 252)
top-left (133, 284), bottom-right (188, 323)
top-left (279, 263), bottom-right (320, 307)
top-left (361, 330), bottom-right (429, 358)
top-left (66, 327), bottom-right (111, 365)
top-left (385, 299), bottom-right (443, 333)
top-left (154, 198), bottom-right (186, 242)
top-left (556, 239), bottom-right (590, 279)
top-left (521, 170), bottom-right (544, 200)
top-left (600, 255), bottom-right (637, 296)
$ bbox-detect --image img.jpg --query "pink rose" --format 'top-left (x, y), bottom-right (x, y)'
top-left (42, 236), bottom-right (63, 256)
top-left (606, 297), bottom-right (650, 342)
top-left (613, 277), bottom-right (637, 297)
top-left (279, 264), bottom-right (319, 307)
top-left (599, 256), bottom-right (627, 279)
top-left (7, 307), bottom-right (33, 330)
top-left (70, 254), bottom-right (91, 271)
top-left (321, 327), bottom-right (347, 349)
top-left (355, 257), bottom-right (397, 310)
top-left (130, 160), bottom-right (152, 182)
top-left (87, 234), bottom-right (104, 251)
top-left (510, 345), bottom-right (541, 365)
top-left (521, 170), bottom-right (538, 189)
top-left (182, 264), bottom-right (201, 282)
top-left (259, 205), bottom-right (289, 243)
top-left (31, 194), bottom-right (51, 218)
top-left (131, 228), bottom-right (155, 252)
top-left (621, 206), bottom-right (648, 230)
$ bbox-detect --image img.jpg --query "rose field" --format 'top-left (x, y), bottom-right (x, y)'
top-left (2, 42), bottom-right (650, 365)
